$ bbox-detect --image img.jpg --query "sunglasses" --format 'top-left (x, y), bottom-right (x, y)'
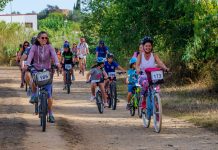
top-left (24, 44), bottom-right (29, 46)
top-left (41, 37), bottom-right (48, 40)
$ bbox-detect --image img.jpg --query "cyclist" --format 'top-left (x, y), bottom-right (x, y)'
top-left (25, 31), bottom-right (61, 123)
top-left (18, 41), bottom-right (30, 88)
top-left (20, 37), bottom-right (36, 89)
top-left (86, 57), bottom-right (109, 107)
top-left (61, 42), bottom-right (74, 89)
top-left (77, 38), bottom-right (89, 75)
top-left (136, 36), bottom-right (169, 72)
top-left (72, 43), bottom-right (79, 69)
top-left (126, 57), bottom-right (138, 110)
top-left (96, 40), bottom-right (108, 60)
top-left (132, 43), bottom-right (144, 58)
top-left (104, 53), bottom-right (126, 89)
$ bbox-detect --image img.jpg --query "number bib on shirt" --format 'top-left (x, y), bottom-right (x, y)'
top-left (108, 72), bottom-right (116, 78)
top-left (65, 64), bottom-right (72, 70)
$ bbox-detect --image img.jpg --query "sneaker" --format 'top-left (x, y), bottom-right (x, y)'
top-left (63, 85), bottom-right (67, 90)
top-left (104, 102), bottom-right (109, 108)
top-left (20, 83), bottom-right (24, 88)
top-left (90, 95), bottom-right (96, 101)
top-left (29, 95), bottom-right (36, 104)
top-left (126, 103), bottom-right (131, 110)
top-left (48, 115), bottom-right (55, 123)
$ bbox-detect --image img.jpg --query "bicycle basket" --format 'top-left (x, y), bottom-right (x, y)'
top-left (33, 71), bottom-right (52, 87)
top-left (145, 68), bottom-right (164, 84)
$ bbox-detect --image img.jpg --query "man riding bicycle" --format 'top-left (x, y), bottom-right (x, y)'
top-left (77, 37), bottom-right (89, 76)
top-left (96, 40), bottom-right (108, 60)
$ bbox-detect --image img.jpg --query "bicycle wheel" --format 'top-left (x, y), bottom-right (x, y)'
top-left (110, 82), bottom-right (117, 110)
top-left (142, 96), bottom-right (150, 128)
top-left (153, 93), bottom-right (162, 133)
top-left (138, 95), bottom-right (143, 118)
top-left (25, 82), bottom-right (28, 92)
top-left (130, 96), bottom-right (135, 116)
top-left (66, 71), bottom-right (71, 94)
top-left (41, 93), bottom-right (48, 132)
top-left (96, 91), bottom-right (104, 114)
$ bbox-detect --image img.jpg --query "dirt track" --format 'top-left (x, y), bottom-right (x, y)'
top-left (0, 66), bottom-right (217, 150)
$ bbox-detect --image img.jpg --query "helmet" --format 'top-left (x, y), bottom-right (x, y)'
top-left (31, 36), bottom-right (37, 45)
top-left (141, 36), bottom-right (153, 45)
top-left (96, 57), bottom-right (105, 63)
top-left (129, 57), bottom-right (137, 64)
top-left (99, 40), bottom-right (104, 45)
top-left (107, 53), bottom-right (114, 59)
top-left (63, 43), bottom-right (70, 48)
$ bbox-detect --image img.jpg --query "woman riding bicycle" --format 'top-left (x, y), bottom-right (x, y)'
top-left (136, 36), bottom-right (169, 72)
top-left (26, 31), bottom-right (61, 123)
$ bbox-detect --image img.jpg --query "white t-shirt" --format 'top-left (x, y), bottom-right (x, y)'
top-left (77, 42), bottom-right (88, 56)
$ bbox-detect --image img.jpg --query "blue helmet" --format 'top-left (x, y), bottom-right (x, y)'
top-left (129, 57), bottom-right (137, 64)
top-left (141, 36), bottom-right (153, 45)
top-left (99, 40), bottom-right (104, 45)
top-left (63, 43), bottom-right (70, 48)
top-left (96, 57), bottom-right (105, 63)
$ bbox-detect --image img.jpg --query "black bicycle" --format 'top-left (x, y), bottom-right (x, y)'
top-left (29, 66), bottom-right (53, 132)
top-left (64, 64), bottom-right (72, 94)
top-left (107, 72), bottom-right (126, 110)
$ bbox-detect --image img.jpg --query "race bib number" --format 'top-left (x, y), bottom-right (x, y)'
top-left (65, 64), bottom-right (72, 70)
top-left (108, 72), bottom-right (116, 78)
top-left (36, 71), bottom-right (50, 82)
top-left (135, 83), bottom-right (141, 87)
top-left (151, 70), bottom-right (163, 81)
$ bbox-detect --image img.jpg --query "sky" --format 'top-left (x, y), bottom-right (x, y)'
top-left (0, 0), bottom-right (77, 14)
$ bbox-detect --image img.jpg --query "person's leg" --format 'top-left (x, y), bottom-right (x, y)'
top-left (46, 84), bottom-right (55, 123)
top-left (63, 69), bottom-right (66, 89)
top-left (29, 75), bottom-right (37, 103)
top-left (98, 83), bottom-right (107, 104)
top-left (90, 83), bottom-right (97, 101)
top-left (24, 71), bottom-right (31, 86)
top-left (20, 70), bottom-right (25, 88)
top-left (79, 58), bottom-right (83, 73)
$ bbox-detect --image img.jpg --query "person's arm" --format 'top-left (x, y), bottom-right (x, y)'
top-left (20, 54), bottom-right (27, 67)
top-left (103, 70), bottom-right (108, 79)
top-left (96, 47), bottom-right (99, 58)
top-left (154, 54), bottom-right (169, 71)
top-left (86, 43), bottom-right (89, 54)
top-left (50, 46), bottom-right (59, 66)
top-left (136, 53), bottom-right (141, 73)
top-left (117, 66), bottom-right (126, 72)
top-left (26, 47), bottom-right (34, 66)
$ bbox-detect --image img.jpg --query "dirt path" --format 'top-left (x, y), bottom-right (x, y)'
top-left (0, 66), bottom-right (217, 150)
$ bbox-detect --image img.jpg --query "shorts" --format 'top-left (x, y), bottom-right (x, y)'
top-left (128, 84), bottom-right (135, 93)
top-left (62, 63), bottom-right (74, 70)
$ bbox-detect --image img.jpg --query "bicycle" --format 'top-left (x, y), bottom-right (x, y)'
top-left (129, 83), bottom-right (141, 116)
top-left (29, 66), bottom-right (53, 132)
top-left (86, 80), bottom-right (104, 114)
top-left (64, 64), bottom-right (73, 94)
top-left (141, 68), bottom-right (164, 133)
top-left (107, 72), bottom-right (126, 110)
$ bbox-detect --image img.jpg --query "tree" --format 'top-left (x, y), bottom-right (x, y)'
top-left (0, 0), bottom-right (11, 11)
top-left (38, 5), bottom-right (60, 20)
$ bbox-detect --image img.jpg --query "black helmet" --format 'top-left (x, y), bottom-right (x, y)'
top-left (31, 36), bottom-right (37, 45)
top-left (107, 53), bottom-right (114, 59)
top-left (99, 40), bottom-right (104, 45)
top-left (141, 36), bottom-right (153, 45)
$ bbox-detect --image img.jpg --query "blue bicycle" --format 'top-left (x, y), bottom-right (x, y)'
top-left (141, 68), bottom-right (164, 133)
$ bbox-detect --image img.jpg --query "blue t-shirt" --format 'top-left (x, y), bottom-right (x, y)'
top-left (128, 69), bottom-right (138, 85)
top-left (104, 61), bottom-right (119, 73)
top-left (96, 46), bottom-right (108, 58)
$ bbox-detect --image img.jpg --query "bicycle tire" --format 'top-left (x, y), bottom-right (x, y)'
top-left (66, 71), bottom-right (71, 94)
top-left (130, 97), bottom-right (135, 116)
top-left (138, 95), bottom-right (143, 118)
top-left (25, 82), bottom-right (28, 92)
top-left (142, 96), bottom-right (150, 128)
top-left (96, 91), bottom-right (104, 114)
top-left (41, 93), bottom-right (48, 132)
top-left (110, 82), bottom-right (117, 110)
top-left (153, 93), bottom-right (162, 133)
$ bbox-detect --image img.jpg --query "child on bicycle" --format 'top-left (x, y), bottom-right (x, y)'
top-left (104, 53), bottom-right (126, 89)
top-left (86, 57), bottom-right (109, 107)
top-left (126, 57), bottom-right (139, 110)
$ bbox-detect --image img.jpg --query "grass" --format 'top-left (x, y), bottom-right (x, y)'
top-left (116, 78), bottom-right (218, 133)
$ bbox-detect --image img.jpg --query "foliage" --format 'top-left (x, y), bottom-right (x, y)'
top-left (39, 12), bottom-right (81, 49)
top-left (81, 0), bottom-right (218, 86)
top-left (38, 5), bottom-right (61, 20)
top-left (0, 22), bottom-right (34, 64)
top-left (0, 0), bottom-right (11, 11)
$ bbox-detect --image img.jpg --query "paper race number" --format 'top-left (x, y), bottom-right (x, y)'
top-left (108, 72), bottom-right (116, 78)
top-left (151, 70), bottom-right (163, 81)
top-left (65, 64), bottom-right (72, 70)
top-left (36, 71), bottom-right (50, 82)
